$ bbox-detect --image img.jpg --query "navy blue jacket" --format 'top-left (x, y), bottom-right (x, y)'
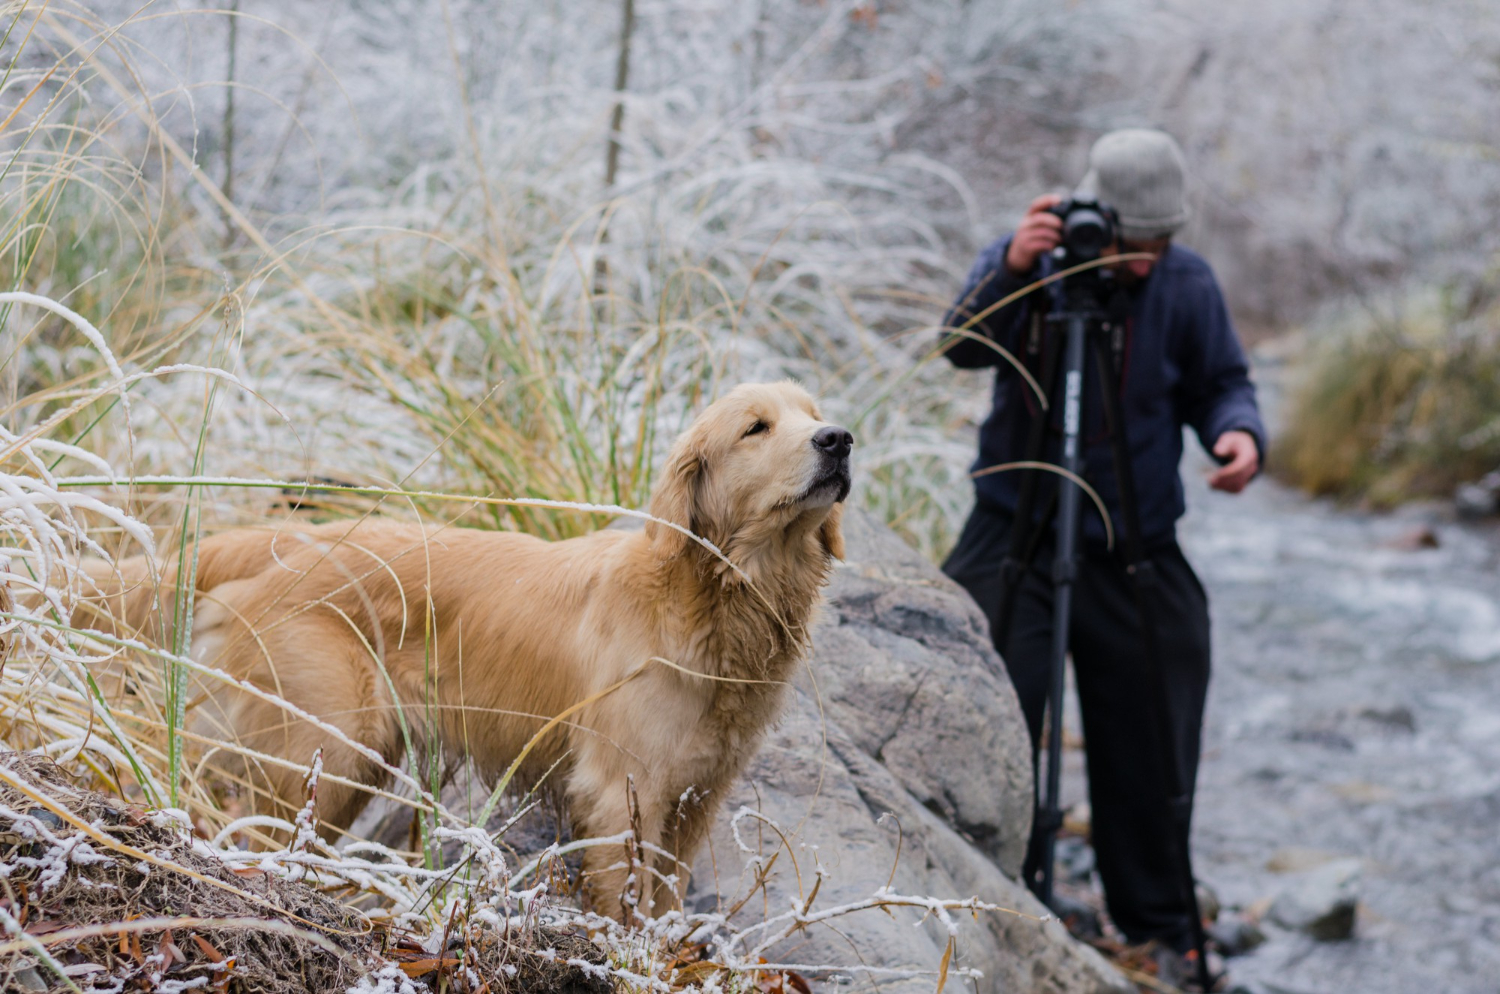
top-left (942, 236), bottom-right (1265, 548)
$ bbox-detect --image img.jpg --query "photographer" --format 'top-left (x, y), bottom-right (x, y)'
top-left (939, 129), bottom-right (1264, 986)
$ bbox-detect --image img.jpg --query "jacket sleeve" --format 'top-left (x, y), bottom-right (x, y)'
top-left (1178, 270), bottom-right (1268, 466)
top-left (939, 236), bottom-right (1037, 369)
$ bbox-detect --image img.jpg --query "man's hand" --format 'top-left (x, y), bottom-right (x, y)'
top-left (1208, 430), bottom-right (1259, 493)
top-left (1004, 194), bottom-right (1065, 274)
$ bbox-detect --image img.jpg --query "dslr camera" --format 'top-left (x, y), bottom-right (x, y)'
top-left (1046, 197), bottom-right (1118, 263)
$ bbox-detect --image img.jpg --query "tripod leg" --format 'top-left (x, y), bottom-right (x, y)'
top-left (993, 489), bottom-right (1058, 647)
top-left (1036, 312), bottom-right (1089, 909)
top-left (992, 314), bottom-right (1066, 647)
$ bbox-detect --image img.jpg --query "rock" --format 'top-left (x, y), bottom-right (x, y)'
top-left (1455, 471), bottom-right (1500, 518)
top-left (1267, 858), bottom-right (1361, 941)
top-left (1208, 912), bottom-right (1267, 956)
top-left (1263, 847), bottom-right (1341, 874)
top-left (692, 694), bottom-right (1131, 994)
top-left (1357, 704), bottom-right (1416, 732)
top-left (802, 510), bottom-right (1035, 874)
top-left (690, 510), bottom-right (1131, 994)
top-left (1287, 727), bottom-right (1355, 751)
top-left (9, 966), bottom-right (46, 992)
top-left (1196, 880), bottom-right (1222, 923)
top-left (1050, 890), bottom-right (1104, 942)
top-left (1226, 982), bottom-right (1322, 994)
top-left (1062, 802), bottom-right (1092, 839)
top-left (1151, 943), bottom-right (1226, 993)
top-left (1055, 835), bottom-right (1096, 883)
top-left (1385, 525), bottom-right (1440, 550)
top-left (1330, 780), bottom-right (1397, 804)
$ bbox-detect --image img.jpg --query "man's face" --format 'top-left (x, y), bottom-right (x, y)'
top-left (1108, 235), bottom-right (1171, 285)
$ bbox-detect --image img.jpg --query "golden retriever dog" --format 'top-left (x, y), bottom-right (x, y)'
top-left (84, 381), bottom-right (851, 920)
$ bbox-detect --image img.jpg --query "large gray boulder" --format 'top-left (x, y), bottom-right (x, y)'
top-left (688, 510), bottom-right (1131, 994)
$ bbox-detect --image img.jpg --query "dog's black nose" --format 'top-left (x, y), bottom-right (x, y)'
top-left (813, 425), bottom-right (853, 459)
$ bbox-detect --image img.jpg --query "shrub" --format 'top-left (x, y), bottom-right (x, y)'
top-left (1277, 296), bottom-right (1500, 505)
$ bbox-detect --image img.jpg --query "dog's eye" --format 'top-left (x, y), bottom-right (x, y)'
top-left (744, 420), bottom-right (768, 437)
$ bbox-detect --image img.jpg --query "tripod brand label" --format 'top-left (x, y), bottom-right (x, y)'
top-left (1063, 370), bottom-right (1082, 437)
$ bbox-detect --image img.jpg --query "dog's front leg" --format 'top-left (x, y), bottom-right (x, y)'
top-left (656, 783), bottom-right (722, 911)
top-left (571, 773), bottom-right (672, 924)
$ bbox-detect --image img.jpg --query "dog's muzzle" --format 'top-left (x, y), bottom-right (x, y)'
top-left (805, 425), bottom-right (854, 504)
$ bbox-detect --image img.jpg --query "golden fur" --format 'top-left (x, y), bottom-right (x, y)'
top-left (84, 381), bottom-right (851, 920)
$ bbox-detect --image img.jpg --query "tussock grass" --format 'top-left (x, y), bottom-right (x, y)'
top-left (0, 3), bottom-right (1024, 991)
top-left (1277, 296), bottom-right (1500, 505)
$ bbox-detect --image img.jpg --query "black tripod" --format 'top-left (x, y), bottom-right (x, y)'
top-left (992, 256), bottom-right (1214, 992)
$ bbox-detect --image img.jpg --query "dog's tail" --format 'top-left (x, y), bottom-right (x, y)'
top-left (74, 530), bottom-right (280, 647)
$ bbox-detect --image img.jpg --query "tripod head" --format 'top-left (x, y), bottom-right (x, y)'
top-left (1046, 196), bottom-right (1122, 317)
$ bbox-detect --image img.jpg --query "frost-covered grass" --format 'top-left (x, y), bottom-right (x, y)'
top-left (3, 0), bottom-right (998, 550)
top-left (0, 3), bottom-right (1034, 991)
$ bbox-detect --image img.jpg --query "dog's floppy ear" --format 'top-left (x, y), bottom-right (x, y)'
top-left (646, 439), bottom-right (704, 560)
top-left (818, 502), bottom-right (845, 560)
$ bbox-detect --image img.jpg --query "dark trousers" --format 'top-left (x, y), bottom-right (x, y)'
top-left (943, 499), bottom-right (1210, 950)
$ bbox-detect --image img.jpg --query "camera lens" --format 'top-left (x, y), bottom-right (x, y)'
top-left (1063, 207), bottom-right (1111, 261)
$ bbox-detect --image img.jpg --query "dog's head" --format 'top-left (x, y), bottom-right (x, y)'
top-left (646, 381), bottom-right (851, 564)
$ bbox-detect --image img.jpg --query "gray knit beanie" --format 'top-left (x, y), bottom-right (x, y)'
top-left (1075, 128), bottom-right (1190, 241)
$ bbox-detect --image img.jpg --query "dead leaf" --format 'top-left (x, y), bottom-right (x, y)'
top-left (213, 959), bottom-right (238, 994)
top-left (191, 934), bottom-right (226, 963)
top-left (398, 957), bottom-right (460, 977)
top-left (669, 961), bottom-right (725, 987)
top-left (664, 941), bottom-right (709, 971)
top-left (934, 937), bottom-right (953, 994)
top-left (160, 927), bottom-right (186, 965)
top-left (753, 961), bottom-right (811, 994)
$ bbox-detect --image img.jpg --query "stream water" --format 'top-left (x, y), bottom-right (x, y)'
top-left (1175, 456), bottom-right (1500, 993)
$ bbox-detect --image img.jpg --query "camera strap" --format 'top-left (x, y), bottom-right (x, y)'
top-left (1104, 284), bottom-right (1131, 379)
